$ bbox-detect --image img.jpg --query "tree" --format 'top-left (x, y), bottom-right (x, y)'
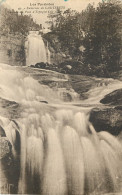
top-left (0, 6), bottom-right (40, 35)
top-left (84, 0), bottom-right (122, 71)
top-left (45, 0), bottom-right (122, 75)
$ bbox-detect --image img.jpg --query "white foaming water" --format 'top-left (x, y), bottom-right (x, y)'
top-left (81, 136), bottom-right (105, 194)
top-left (61, 126), bottom-right (84, 195)
top-left (42, 128), bottom-right (67, 195)
top-left (46, 41), bottom-right (51, 64)
top-left (26, 31), bottom-right (50, 66)
top-left (0, 63), bottom-right (122, 195)
top-left (84, 79), bottom-right (122, 104)
top-left (0, 63), bottom-right (62, 103)
top-left (18, 109), bottom-right (122, 195)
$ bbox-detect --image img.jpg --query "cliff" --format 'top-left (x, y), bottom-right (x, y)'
top-left (0, 34), bottom-right (26, 66)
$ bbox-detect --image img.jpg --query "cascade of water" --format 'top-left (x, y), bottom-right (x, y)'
top-left (26, 31), bottom-right (50, 66)
top-left (46, 41), bottom-right (51, 64)
top-left (17, 108), bottom-right (122, 195)
top-left (42, 128), bottom-right (67, 195)
top-left (61, 126), bottom-right (84, 195)
top-left (0, 63), bottom-right (61, 103)
top-left (84, 79), bottom-right (122, 104)
top-left (0, 63), bottom-right (122, 195)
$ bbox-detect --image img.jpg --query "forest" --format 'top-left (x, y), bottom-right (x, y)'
top-left (0, 5), bottom-right (40, 35)
top-left (44, 0), bottom-right (122, 77)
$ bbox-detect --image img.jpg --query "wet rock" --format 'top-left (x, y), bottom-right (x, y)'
top-left (90, 107), bottom-right (122, 135)
top-left (0, 98), bottom-right (21, 119)
top-left (40, 100), bottom-right (48, 104)
top-left (95, 89), bottom-right (122, 135)
top-left (58, 60), bottom-right (84, 74)
top-left (5, 120), bottom-right (21, 156)
top-left (100, 89), bottom-right (122, 105)
top-left (35, 62), bottom-right (46, 69)
top-left (0, 137), bottom-right (18, 194)
top-left (0, 97), bottom-right (19, 108)
top-left (0, 137), bottom-right (12, 160)
top-left (115, 105), bottom-right (122, 110)
top-left (0, 125), bottom-right (6, 137)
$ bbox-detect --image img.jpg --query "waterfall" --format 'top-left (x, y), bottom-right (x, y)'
top-left (26, 31), bottom-right (50, 66)
top-left (46, 41), bottom-right (51, 64)
top-left (0, 63), bottom-right (122, 195)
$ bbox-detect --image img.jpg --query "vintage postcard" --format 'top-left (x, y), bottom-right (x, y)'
top-left (0, 0), bottom-right (122, 194)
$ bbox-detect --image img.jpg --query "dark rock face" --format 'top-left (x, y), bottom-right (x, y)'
top-left (0, 35), bottom-right (26, 66)
top-left (0, 97), bottom-right (21, 119)
top-left (0, 137), bottom-right (12, 160)
top-left (100, 89), bottom-right (122, 105)
top-left (58, 61), bottom-right (84, 75)
top-left (35, 62), bottom-right (47, 69)
top-left (0, 97), bottom-right (19, 108)
top-left (90, 107), bottom-right (122, 135)
top-left (0, 122), bottom-right (20, 194)
top-left (0, 125), bottom-right (6, 137)
top-left (0, 119), bottom-right (20, 193)
top-left (91, 88), bottom-right (122, 135)
top-left (115, 105), bottom-right (122, 110)
top-left (40, 100), bottom-right (48, 104)
top-left (0, 137), bottom-right (14, 194)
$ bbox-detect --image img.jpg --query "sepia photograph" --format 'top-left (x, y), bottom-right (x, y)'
top-left (0, 0), bottom-right (122, 194)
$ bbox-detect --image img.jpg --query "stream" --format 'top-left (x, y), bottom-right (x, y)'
top-left (0, 32), bottom-right (122, 195)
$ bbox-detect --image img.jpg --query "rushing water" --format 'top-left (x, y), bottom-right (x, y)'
top-left (0, 62), bottom-right (122, 195)
top-left (26, 31), bottom-right (50, 66)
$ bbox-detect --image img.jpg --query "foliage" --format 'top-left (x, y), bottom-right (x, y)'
top-left (0, 6), bottom-right (40, 35)
top-left (45, 0), bottom-right (122, 75)
top-left (83, 0), bottom-right (122, 71)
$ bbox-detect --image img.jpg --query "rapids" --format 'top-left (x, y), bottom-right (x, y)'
top-left (0, 62), bottom-right (122, 195)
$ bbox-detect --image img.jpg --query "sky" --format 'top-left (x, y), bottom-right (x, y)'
top-left (2, 0), bottom-right (101, 26)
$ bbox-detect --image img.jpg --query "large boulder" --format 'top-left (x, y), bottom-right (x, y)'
top-left (92, 88), bottom-right (122, 135)
top-left (90, 107), bottom-right (122, 135)
top-left (58, 60), bottom-right (84, 74)
top-left (35, 62), bottom-right (47, 69)
top-left (100, 88), bottom-right (122, 105)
